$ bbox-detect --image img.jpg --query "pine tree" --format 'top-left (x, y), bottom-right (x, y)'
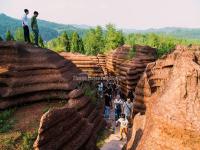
top-left (14, 28), bottom-right (24, 41)
top-left (78, 38), bottom-right (84, 54)
top-left (60, 31), bottom-right (70, 51)
top-left (0, 36), bottom-right (3, 41)
top-left (5, 30), bottom-right (14, 41)
top-left (39, 35), bottom-right (45, 48)
top-left (104, 24), bottom-right (124, 51)
top-left (83, 26), bottom-right (104, 55)
top-left (70, 32), bottom-right (79, 52)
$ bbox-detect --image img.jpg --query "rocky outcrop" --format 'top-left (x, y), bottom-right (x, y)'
top-left (127, 45), bottom-right (200, 150)
top-left (0, 42), bottom-right (81, 109)
top-left (118, 45), bottom-right (156, 95)
top-left (0, 42), bottom-right (105, 150)
top-left (105, 45), bottom-right (131, 76)
top-left (97, 54), bottom-right (107, 75)
top-left (60, 52), bottom-right (104, 77)
top-left (34, 89), bottom-right (105, 150)
top-left (60, 45), bottom-right (156, 96)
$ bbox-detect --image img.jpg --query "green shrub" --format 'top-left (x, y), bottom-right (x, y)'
top-left (20, 131), bottom-right (37, 150)
top-left (84, 85), bottom-right (97, 104)
top-left (0, 109), bottom-right (16, 133)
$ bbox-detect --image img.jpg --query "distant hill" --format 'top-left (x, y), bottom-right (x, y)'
top-left (0, 13), bottom-right (89, 41)
top-left (123, 27), bottom-right (200, 40)
top-left (1, 13), bottom-right (200, 41)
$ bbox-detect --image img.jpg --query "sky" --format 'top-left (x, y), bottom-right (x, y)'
top-left (0, 0), bottom-right (200, 29)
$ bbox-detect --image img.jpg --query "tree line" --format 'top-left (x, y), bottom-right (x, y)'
top-left (0, 28), bottom-right (44, 47)
top-left (1, 24), bottom-right (200, 57)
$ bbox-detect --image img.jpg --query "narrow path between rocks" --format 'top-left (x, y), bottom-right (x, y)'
top-left (100, 104), bottom-right (127, 150)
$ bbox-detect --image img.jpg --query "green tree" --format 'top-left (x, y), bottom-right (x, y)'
top-left (78, 38), bottom-right (84, 53)
top-left (5, 30), bottom-right (14, 41)
top-left (70, 32), bottom-right (79, 52)
top-left (39, 35), bottom-right (45, 48)
top-left (0, 36), bottom-right (3, 41)
top-left (71, 32), bottom-right (83, 53)
top-left (47, 31), bottom-right (70, 52)
top-left (30, 32), bottom-right (34, 43)
top-left (104, 24), bottom-right (124, 51)
top-left (14, 28), bottom-right (24, 41)
top-left (59, 31), bottom-right (70, 51)
top-left (83, 26), bottom-right (104, 55)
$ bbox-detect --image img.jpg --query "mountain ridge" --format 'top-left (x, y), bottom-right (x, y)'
top-left (1, 13), bottom-right (200, 41)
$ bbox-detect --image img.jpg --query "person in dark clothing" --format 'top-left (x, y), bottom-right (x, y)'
top-left (104, 93), bottom-right (112, 119)
top-left (31, 11), bottom-right (39, 46)
top-left (127, 90), bottom-right (135, 102)
top-left (22, 9), bottom-right (30, 43)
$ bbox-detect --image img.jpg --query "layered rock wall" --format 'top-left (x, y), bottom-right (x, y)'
top-left (0, 42), bottom-right (105, 150)
top-left (118, 45), bottom-right (156, 95)
top-left (34, 89), bottom-right (105, 150)
top-left (127, 45), bottom-right (200, 150)
top-left (0, 42), bottom-right (80, 109)
top-left (60, 52), bottom-right (104, 77)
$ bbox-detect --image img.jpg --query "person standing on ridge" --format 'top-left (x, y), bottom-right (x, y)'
top-left (31, 11), bottom-right (39, 46)
top-left (22, 9), bottom-right (30, 43)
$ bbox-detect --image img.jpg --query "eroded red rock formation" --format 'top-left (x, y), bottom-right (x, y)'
top-left (105, 45), bottom-right (131, 76)
top-left (60, 52), bottom-right (104, 77)
top-left (0, 42), bottom-right (105, 150)
top-left (0, 42), bottom-right (80, 109)
top-left (118, 45), bottom-right (156, 95)
top-left (127, 45), bottom-right (200, 150)
top-left (34, 89), bottom-right (105, 150)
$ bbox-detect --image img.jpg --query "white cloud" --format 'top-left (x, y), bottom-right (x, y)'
top-left (0, 0), bottom-right (200, 29)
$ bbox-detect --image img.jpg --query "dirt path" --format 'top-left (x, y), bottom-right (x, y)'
top-left (101, 105), bottom-right (127, 150)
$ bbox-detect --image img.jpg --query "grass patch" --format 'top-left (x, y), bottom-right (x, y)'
top-left (96, 128), bottom-right (111, 148)
top-left (0, 131), bottom-right (21, 150)
top-left (20, 131), bottom-right (37, 150)
top-left (0, 131), bottom-right (38, 150)
top-left (0, 108), bottom-right (16, 133)
top-left (127, 47), bottom-right (136, 60)
top-left (83, 85), bottom-right (97, 105)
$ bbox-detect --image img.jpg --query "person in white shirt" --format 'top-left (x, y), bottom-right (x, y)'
top-left (116, 114), bottom-right (128, 140)
top-left (98, 81), bottom-right (103, 98)
top-left (114, 94), bottom-right (124, 120)
top-left (123, 98), bottom-right (133, 121)
top-left (22, 9), bottom-right (30, 43)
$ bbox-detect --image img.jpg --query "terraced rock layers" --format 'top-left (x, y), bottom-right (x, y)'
top-left (60, 52), bottom-right (105, 77)
top-left (34, 89), bottom-right (105, 150)
top-left (118, 45), bottom-right (156, 95)
top-left (0, 42), bottom-right (80, 109)
top-left (127, 45), bottom-right (200, 150)
top-left (0, 42), bottom-right (105, 150)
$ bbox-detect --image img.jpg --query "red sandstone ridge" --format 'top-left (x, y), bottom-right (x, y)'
top-left (127, 45), bottom-right (200, 150)
top-left (60, 52), bottom-right (105, 77)
top-left (0, 42), bottom-right (105, 150)
top-left (105, 45), bottom-right (156, 95)
top-left (0, 42), bottom-right (81, 109)
top-left (34, 89), bottom-right (105, 150)
top-left (118, 45), bottom-right (156, 95)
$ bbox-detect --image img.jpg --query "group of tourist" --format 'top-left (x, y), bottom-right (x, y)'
top-left (97, 79), bottom-right (135, 141)
top-left (22, 9), bottom-right (39, 46)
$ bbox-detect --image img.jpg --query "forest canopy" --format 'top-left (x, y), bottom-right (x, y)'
top-left (3, 23), bottom-right (200, 58)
